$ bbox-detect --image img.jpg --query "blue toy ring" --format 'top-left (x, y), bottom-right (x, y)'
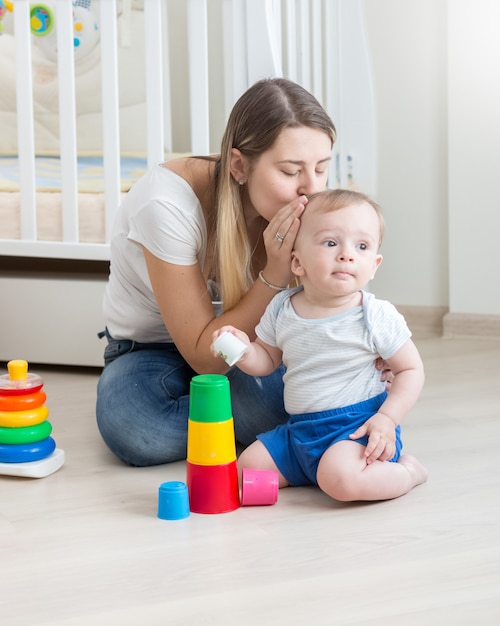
top-left (0, 436), bottom-right (56, 463)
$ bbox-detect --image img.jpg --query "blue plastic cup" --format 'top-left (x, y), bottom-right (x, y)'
top-left (158, 481), bottom-right (190, 520)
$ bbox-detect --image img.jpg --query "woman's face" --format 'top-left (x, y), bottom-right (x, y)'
top-left (244, 126), bottom-right (333, 222)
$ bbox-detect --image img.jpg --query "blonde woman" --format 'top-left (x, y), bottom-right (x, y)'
top-left (96, 78), bottom-right (336, 466)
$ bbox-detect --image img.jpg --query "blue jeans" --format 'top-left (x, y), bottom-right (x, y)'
top-left (95, 330), bottom-right (288, 466)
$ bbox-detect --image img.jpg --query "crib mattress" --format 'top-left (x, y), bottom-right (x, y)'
top-left (0, 191), bottom-right (117, 243)
top-left (1, 154), bottom-right (153, 245)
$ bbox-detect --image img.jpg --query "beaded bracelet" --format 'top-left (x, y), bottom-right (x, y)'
top-left (258, 270), bottom-right (288, 292)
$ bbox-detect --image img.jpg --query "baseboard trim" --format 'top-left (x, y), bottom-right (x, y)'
top-left (396, 305), bottom-right (447, 338)
top-left (443, 312), bottom-right (500, 340)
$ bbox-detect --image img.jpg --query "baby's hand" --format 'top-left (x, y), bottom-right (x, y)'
top-left (211, 326), bottom-right (250, 365)
top-left (349, 412), bottom-right (397, 464)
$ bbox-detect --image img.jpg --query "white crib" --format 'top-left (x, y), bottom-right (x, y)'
top-left (0, 0), bottom-right (376, 366)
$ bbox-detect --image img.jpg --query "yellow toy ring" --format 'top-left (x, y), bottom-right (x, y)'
top-left (0, 390), bottom-right (46, 412)
top-left (0, 405), bottom-right (49, 428)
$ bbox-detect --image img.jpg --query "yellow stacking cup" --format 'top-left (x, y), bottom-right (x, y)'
top-left (187, 418), bottom-right (237, 466)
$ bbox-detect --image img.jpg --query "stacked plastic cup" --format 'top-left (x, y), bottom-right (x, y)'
top-left (158, 481), bottom-right (190, 520)
top-left (186, 374), bottom-right (240, 514)
top-left (0, 360), bottom-right (64, 478)
top-left (241, 468), bottom-right (279, 506)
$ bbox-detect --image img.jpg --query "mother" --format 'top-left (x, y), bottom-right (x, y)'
top-left (96, 78), bottom-right (336, 466)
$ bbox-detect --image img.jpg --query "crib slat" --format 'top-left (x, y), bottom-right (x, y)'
top-left (324, 0), bottom-right (341, 188)
top-left (223, 0), bottom-right (282, 119)
top-left (13, 0), bottom-right (37, 241)
top-left (245, 0), bottom-right (282, 83)
top-left (56, 0), bottom-right (79, 243)
top-left (161, 4), bottom-right (172, 154)
top-left (187, 0), bottom-right (210, 155)
top-left (297, 0), bottom-right (310, 91)
top-left (222, 0), bottom-right (246, 117)
top-left (99, 0), bottom-right (121, 244)
top-left (311, 0), bottom-right (323, 103)
top-left (144, 0), bottom-right (165, 168)
top-left (283, 1), bottom-right (297, 81)
top-left (336, 0), bottom-right (377, 195)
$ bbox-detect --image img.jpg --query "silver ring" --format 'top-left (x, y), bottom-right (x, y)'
top-left (275, 232), bottom-right (285, 243)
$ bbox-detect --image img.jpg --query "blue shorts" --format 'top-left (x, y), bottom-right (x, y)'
top-left (256, 392), bottom-right (402, 486)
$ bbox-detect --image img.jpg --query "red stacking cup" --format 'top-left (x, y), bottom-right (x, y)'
top-left (186, 460), bottom-right (240, 514)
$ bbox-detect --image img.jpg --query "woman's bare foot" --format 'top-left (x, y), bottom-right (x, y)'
top-left (398, 454), bottom-right (428, 488)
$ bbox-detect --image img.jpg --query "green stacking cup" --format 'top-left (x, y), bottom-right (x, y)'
top-left (188, 374), bottom-right (233, 423)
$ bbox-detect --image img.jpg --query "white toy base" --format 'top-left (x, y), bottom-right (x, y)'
top-left (0, 448), bottom-right (65, 478)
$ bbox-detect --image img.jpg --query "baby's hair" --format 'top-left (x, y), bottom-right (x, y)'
top-left (306, 189), bottom-right (385, 247)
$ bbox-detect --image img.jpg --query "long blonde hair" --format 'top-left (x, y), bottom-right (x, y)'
top-left (211, 78), bottom-right (336, 311)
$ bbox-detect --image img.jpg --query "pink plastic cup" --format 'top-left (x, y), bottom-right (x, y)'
top-left (241, 468), bottom-right (279, 506)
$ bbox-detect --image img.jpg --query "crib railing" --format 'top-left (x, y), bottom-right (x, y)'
top-left (0, 0), bottom-right (376, 262)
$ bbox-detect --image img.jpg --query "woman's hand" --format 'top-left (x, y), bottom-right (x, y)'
top-left (375, 357), bottom-right (394, 390)
top-left (261, 195), bottom-right (307, 287)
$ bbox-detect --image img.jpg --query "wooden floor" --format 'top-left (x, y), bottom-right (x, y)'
top-left (1, 334), bottom-right (499, 626)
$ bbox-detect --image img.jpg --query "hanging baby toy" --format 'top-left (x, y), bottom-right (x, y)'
top-left (30, 0), bottom-right (99, 62)
top-left (0, 1), bottom-right (14, 35)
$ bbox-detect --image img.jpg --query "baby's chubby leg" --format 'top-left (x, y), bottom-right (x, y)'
top-left (316, 440), bottom-right (428, 502)
top-left (238, 440), bottom-right (290, 488)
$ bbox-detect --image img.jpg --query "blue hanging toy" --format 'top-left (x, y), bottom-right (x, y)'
top-left (30, 0), bottom-right (99, 62)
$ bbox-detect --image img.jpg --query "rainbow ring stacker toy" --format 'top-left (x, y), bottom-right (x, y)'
top-left (0, 360), bottom-right (64, 478)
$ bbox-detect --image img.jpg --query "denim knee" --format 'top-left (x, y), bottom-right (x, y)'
top-left (227, 365), bottom-right (288, 446)
top-left (96, 349), bottom-right (194, 466)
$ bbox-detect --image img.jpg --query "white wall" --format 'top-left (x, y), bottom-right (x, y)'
top-left (363, 0), bottom-right (449, 308)
top-left (447, 0), bottom-right (500, 315)
top-left (364, 0), bottom-right (500, 318)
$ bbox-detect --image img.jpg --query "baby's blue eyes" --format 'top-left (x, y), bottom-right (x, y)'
top-left (321, 241), bottom-right (369, 250)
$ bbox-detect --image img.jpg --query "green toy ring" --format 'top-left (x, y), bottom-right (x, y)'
top-left (0, 420), bottom-right (52, 445)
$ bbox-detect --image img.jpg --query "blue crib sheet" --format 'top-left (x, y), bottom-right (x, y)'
top-left (0, 154), bottom-right (149, 193)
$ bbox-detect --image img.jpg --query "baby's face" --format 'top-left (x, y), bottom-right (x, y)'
top-left (292, 200), bottom-right (383, 297)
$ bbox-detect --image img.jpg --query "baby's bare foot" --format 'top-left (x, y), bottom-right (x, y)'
top-left (398, 454), bottom-right (428, 487)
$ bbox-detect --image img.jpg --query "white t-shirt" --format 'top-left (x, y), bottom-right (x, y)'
top-left (103, 165), bottom-right (208, 342)
top-left (256, 288), bottom-right (411, 414)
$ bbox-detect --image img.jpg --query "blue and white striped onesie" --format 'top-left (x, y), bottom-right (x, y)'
top-left (255, 287), bottom-right (411, 485)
